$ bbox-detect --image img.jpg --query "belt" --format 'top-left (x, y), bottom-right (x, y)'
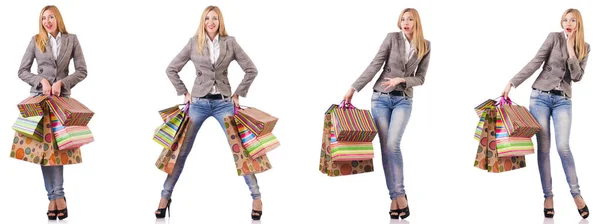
top-left (534, 88), bottom-right (565, 96)
top-left (199, 93), bottom-right (226, 100)
top-left (374, 90), bottom-right (406, 96)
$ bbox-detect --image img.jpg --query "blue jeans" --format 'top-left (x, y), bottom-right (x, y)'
top-left (161, 97), bottom-right (261, 200)
top-left (31, 93), bottom-right (66, 201)
top-left (370, 92), bottom-right (412, 200)
top-left (529, 89), bottom-right (581, 198)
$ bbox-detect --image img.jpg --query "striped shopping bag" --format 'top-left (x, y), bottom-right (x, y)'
top-left (50, 112), bottom-right (94, 150)
top-left (495, 110), bottom-right (534, 157)
top-left (235, 116), bottom-right (280, 159)
top-left (12, 115), bottom-right (44, 141)
top-left (474, 99), bottom-right (496, 117)
top-left (153, 104), bottom-right (189, 149)
top-left (329, 128), bottom-right (374, 161)
top-left (17, 95), bottom-right (48, 117)
top-left (329, 101), bottom-right (377, 142)
top-left (235, 107), bottom-right (278, 136)
top-left (46, 96), bottom-right (94, 126)
top-left (497, 101), bottom-right (541, 137)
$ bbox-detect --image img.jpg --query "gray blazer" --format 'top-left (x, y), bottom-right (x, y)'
top-left (510, 32), bottom-right (591, 98)
top-left (352, 32), bottom-right (431, 98)
top-left (18, 33), bottom-right (87, 97)
top-left (166, 35), bottom-right (257, 98)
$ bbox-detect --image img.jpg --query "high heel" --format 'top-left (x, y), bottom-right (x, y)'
top-left (389, 209), bottom-right (400, 219)
top-left (46, 210), bottom-right (57, 220)
top-left (251, 210), bottom-right (262, 220)
top-left (155, 198), bottom-right (172, 219)
top-left (57, 197), bottom-right (68, 220)
top-left (578, 205), bottom-right (589, 219)
top-left (399, 195), bottom-right (410, 219)
top-left (543, 208), bottom-right (554, 218)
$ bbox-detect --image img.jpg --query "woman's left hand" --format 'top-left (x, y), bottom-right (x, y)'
top-left (51, 80), bottom-right (63, 96)
top-left (232, 94), bottom-right (240, 108)
top-left (381, 77), bottom-right (405, 91)
top-left (567, 30), bottom-right (577, 58)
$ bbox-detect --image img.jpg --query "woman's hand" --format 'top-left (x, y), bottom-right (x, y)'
top-left (40, 78), bottom-right (51, 95)
top-left (381, 77), bottom-right (405, 91)
top-left (232, 94), bottom-right (240, 108)
top-left (51, 80), bottom-right (63, 96)
top-left (502, 82), bottom-right (513, 98)
top-left (344, 88), bottom-right (355, 104)
top-left (183, 93), bottom-right (192, 104)
top-left (567, 30), bottom-right (577, 58)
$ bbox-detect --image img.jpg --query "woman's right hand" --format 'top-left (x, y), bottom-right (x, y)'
top-left (502, 82), bottom-right (513, 98)
top-left (40, 78), bottom-right (51, 95)
top-left (183, 92), bottom-right (192, 104)
top-left (344, 88), bottom-right (355, 104)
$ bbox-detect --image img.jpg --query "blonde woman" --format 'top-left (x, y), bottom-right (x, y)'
top-left (17, 5), bottom-right (87, 220)
top-left (502, 8), bottom-right (590, 219)
top-left (344, 8), bottom-right (431, 220)
top-left (156, 6), bottom-right (263, 220)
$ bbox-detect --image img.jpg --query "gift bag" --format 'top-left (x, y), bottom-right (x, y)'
top-left (235, 116), bottom-right (280, 159)
top-left (153, 105), bottom-right (188, 149)
top-left (330, 101), bottom-right (377, 142)
top-left (155, 117), bottom-right (190, 175)
top-left (473, 108), bottom-right (526, 173)
top-left (235, 107), bottom-right (278, 136)
top-left (10, 109), bottom-right (82, 166)
top-left (17, 95), bottom-right (48, 117)
top-left (474, 109), bottom-right (487, 141)
top-left (50, 112), bottom-right (94, 150)
top-left (474, 99), bottom-right (496, 117)
top-left (46, 96), bottom-right (94, 126)
top-left (224, 116), bottom-right (272, 176)
top-left (495, 110), bottom-right (534, 157)
top-left (330, 123), bottom-right (374, 161)
top-left (496, 98), bottom-right (541, 137)
top-left (320, 111), bottom-right (374, 176)
top-left (12, 115), bottom-right (44, 141)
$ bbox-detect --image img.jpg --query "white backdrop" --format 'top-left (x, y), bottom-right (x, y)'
top-left (0, 0), bottom-right (597, 223)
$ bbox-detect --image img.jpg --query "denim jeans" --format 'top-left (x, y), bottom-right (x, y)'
top-left (529, 89), bottom-right (581, 198)
top-left (161, 97), bottom-right (261, 200)
top-left (370, 92), bottom-right (412, 200)
top-left (30, 93), bottom-right (66, 201)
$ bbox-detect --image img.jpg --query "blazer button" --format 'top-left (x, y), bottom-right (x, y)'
top-left (39, 68), bottom-right (43, 73)
top-left (546, 67), bottom-right (552, 71)
top-left (385, 68), bottom-right (391, 73)
top-left (561, 68), bottom-right (566, 71)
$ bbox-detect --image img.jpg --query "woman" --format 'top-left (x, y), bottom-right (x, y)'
top-left (17, 5), bottom-right (87, 220)
top-left (344, 8), bottom-right (431, 220)
top-left (156, 5), bottom-right (263, 220)
top-left (502, 8), bottom-right (590, 219)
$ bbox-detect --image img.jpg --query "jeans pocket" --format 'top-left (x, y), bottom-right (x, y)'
top-left (530, 90), bottom-right (540, 99)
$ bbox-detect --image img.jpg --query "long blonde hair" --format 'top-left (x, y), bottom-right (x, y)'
top-left (35, 5), bottom-right (68, 53)
top-left (196, 6), bottom-right (228, 55)
top-left (398, 8), bottom-right (428, 59)
top-left (561, 8), bottom-right (587, 60)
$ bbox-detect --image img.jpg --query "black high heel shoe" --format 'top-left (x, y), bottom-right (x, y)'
top-left (155, 198), bottom-right (172, 219)
top-left (543, 208), bottom-right (555, 218)
top-left (398, 195), bottom-right (410, 219)
top-left (578, 205), bottom-right (590, 219)
top-left (251, 210), bottom-right (262, 220)
top-left (389, 209), bottom-right (400, 219)
top-left (47, 209), bottom-right (57, 220)
top-left (56, 197), bottom-right (68, 220)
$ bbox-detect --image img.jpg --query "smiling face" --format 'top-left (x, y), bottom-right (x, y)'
top-left (204, 10), bottom-right (220, 38)
top-left (562, 12), bottom-right (577, 35)
top-left (400, 11), bottom-right (415, 37)
top-left (42, 9), bottom-right (58, 36)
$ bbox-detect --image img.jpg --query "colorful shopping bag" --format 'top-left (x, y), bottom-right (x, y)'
top-left (496, 97), bottom-right (541, 137)
top-left (12, 115), bottom-right (44, 141)
top-left (10, 108), bottom-right (82, 166)
top-left (155, 116), bottom-right (190, 175)
top-left (46, 96), bottom-right (94, 126)
top-left (474, 99), bottom-right (496, 117)
top-left (153, 105), bottom-right (188, 150)
top-left (330, 123), bottom-right (374, 161)
top-left (495, 110), bottom-right (534, 157)
top-left (329, 101), bottom-right (378, 142)
top-left (473, 108), bottom-right (526, 173)
top-left (18, 95), bottom-right (49, 117)
top-left (49, 112), bottom-right (94, 150)
top-left (320, 110), bottom-right (374, 176)
top-left (234, 116), bottom-right (280, 159)
top-left (224, 116), bottom-right (272, 176)
top-left (235, 107), bottom-right (278, 136)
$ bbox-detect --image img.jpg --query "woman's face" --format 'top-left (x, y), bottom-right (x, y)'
top-left (204, 10), bottom-right (219, 37)
top-left (562, 12), bottom-right (577, 35)
top-left (42, 9), bottom-right (58, 36)
top-left (400, 11), bottom-right (415, 37)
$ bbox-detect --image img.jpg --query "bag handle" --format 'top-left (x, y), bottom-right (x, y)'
top-left (338, 100), bottom-right (355, 109)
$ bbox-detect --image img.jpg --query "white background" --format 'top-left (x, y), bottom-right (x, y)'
top-left (0, 0), bottom-right (598, 223)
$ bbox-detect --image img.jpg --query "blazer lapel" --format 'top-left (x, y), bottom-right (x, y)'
top-left (559, 33), bottom-right (568, 61)
top-left (214, 37), bottom-right (227, 67)
top-left (405, 51), bottom-right (419, 70)
top-left (57, 33), bottom-right (69, 65)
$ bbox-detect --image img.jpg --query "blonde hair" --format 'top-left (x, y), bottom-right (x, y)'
top-left (196, 6), bottom-right (228, 55)
top-left (561, 8), bottom-right (587, 60)
top-left (398, 8), bottom-right (428, 59)
top-left (35, 5), bottom-right (68, 53)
